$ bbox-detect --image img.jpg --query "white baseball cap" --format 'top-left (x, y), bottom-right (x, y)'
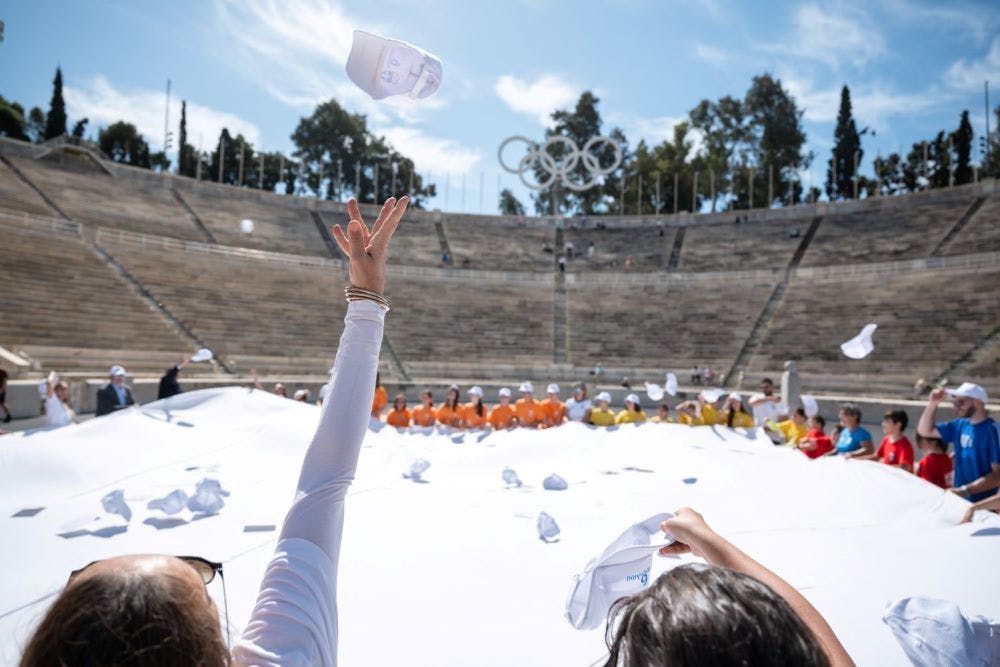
top-left (728, 393), bottom-right (743, 403)
top-left (109, 365), bottom-right (127, 377)
top-left (565, 513), bottom-right (675, 630)
top-left (547, 383), bottom-right (560, 395)
top-left (519, 381), bottom-right (534, 393)
top-left (948, 382), bottom-right (988, 403)
top-left (498, 387), bottom-right (512, 398)
top-left (625, 393), bottom-right (640, 405)
top-left (596, 391), bottom-right (612, 403)
top-left (701, 388), bottom-right (724, 403)
top-left (346, 30), bottom-right (443, 101)
top-left (468, 386), bottom-right (484, 398)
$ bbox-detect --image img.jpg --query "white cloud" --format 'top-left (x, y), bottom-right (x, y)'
top-left (377, 126), bottom-right (481, 174)
top-left (694, 43), bottom-right (728, 66)
top-left (782, 75), bottom-right (937, 131)
top-left (494, 73), bottom-right (582, 126)
top-left (633, 115), bottom-right (687, 144)
top-left (764, 4), bottom-right (885, 70)
top-left (879, 0), bottom-right (998, 43)
top-left (64, 76), bottom-right (261, 153)
top-left (944, 37), bottom-right (1000, 93)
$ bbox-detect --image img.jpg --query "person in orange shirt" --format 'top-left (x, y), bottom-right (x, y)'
top-left (462, 386), bottom-right (489, 429)
top-left (514, 381), bottom-right (544, 428)
top-left (371, 372), bottom-right (388, 418)
top-left (540, 383), bottom-right (566, 428)
top-left (385, 394), bottom-right (412, 428)
top-left (411, 389), bottom-right (437, 427)
top-left (489, 387), bottom-right (518, 429)
top-left (437, 384), bottom-right (463, 428)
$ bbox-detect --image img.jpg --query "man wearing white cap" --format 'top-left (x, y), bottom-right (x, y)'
top-left (918, 382), bottom-right (1000, 503)
top-left (540, 383), bottom-right (566, 428)
top-left (515, 381), bottom-right (544, 428)
top-left (96, 365), bottom-right (135, 417)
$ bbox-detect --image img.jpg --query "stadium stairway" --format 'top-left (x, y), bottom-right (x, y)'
top-left (433, 215), bottom-right (453, 266)
top-left (665, 225), bottom-right (685, 271)
top-left (170, 188), bottom-right (218, 243)
top-left (929, 195), bottom-right (987, 256)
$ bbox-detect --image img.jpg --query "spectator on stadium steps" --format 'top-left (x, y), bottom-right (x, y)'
top-left (437, 385), bottom-right (463, 428)
top-left (918, 383), bottom-right (1000, 503)
top-left (835, 403), bottom-right (874, 457)
top-left (749, 378), bottom-right (784, 427)
top-left (488, 387), bottom-right (517, 429)
top-left (96, 365), bottom-right (135, 417)
top-left (515, 382), bottom-right (545, 428)
top-left (722, 394), bottom-right (754, 429)
top-left (293, 388), bottom-right (311, 403)
top-left (540, 384), bottom-right (566, 428)
top-left (769, 408), bottom-right (808, 445)
top-left (677, 400), bottom-right (703, 426)
top-left (859, 410), bottom-right (914, 472)
top-left (558, 255), bottom-right (566, 272)
top-left (0, 369), bottom-right (11, 423)
top-left (371, 372), bottom-right (388, 418)
top-left (589, 391), bottom-right (616, 426)
top-left (915, 435), bottom-right (952, 490)
top-left (462, 386), bottom-right (488, 429)
top-left (565, 240), bottom-right (574, 259)
top-left (690, 366), bottom-right (701, 385)
top-left (44, 371), bottom-right (76, 428)
top-left (624, 256), bottom-right (633, 270)
top-left (564, 382), bottom-right (591, 422)
top-left (703, 367), bottom-right (716, 385)
top-left (797, 415), bottom-right (835, 458)
top-left (587, 241), bottom-right (595, 258)
top-left (157, 356), bottom-right (190, 400)
top-left (411, 390), bottom-right (437, 427)
top-left (616, 393), bottom-right (648, 424)
top-left (651, 404), bottom-right (672, 423)
top-left (385, 394), bottom-right (411, 428)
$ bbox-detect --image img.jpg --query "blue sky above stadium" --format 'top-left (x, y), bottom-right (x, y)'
top-left (2, 0), bottom-right (999, 212)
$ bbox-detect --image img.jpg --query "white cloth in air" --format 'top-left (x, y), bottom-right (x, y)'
top-left (233, 300), bottom-right (386, 667)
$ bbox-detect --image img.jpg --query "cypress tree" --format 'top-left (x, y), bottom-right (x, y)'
top-left (953, 110), bottom-right (973, 185)
top-left (178, 100), bottom-right (189, 176)
top-left (44, 67), bottom-right (67, 140)
top-left (827, 85), bottom-right (862, 199)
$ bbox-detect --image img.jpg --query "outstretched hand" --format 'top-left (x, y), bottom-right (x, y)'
top-left (658, 507), bottom-right (718, 559)
top-left (332, 197), bottom-right (408, 294)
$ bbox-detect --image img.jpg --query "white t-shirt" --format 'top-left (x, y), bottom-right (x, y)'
top-left (45, 395), bottom-right (72, 427)
top-left (565, 397), bottom-right (592, 422)
top-left (750, 393), bottom-right (784, 426)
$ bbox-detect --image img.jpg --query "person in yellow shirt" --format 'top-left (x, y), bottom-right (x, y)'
top-left (768, 407), bottom-right (809, 445)
top-left (699, 391), bottom-right (723, 425)
top-left (616, 393), bottom-right (648, 424)
top-left (371, 371), bottom-right (388, 418)
top-left (588, 391), bottom-right (617, 426)
top-left (437, 384), bottom-right (463, 428)
top-left (489, 387), bottom-right (518, 429)
top-left (411, 389), bottom-right (437, 427)
top-left (651, 404), bottom-right (673, 423)
top-left (514, 381), bottom-right (544, 428)
top-left (676, 400), bottom-right (703, 426)
top-left (386, 394), bottom-right (412, 428)
top-left (722, 393), bottom-right (754, 428)
top-left (540, 383), bottom-right (566, 428)
top-left (462, 386), bottom-right (489, 429)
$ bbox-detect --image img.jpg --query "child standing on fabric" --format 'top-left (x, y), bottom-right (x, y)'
top-left (915, 435), bottom-right (953, 489)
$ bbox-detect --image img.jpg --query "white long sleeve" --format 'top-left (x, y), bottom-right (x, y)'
top-left (234, 300), bottom-right (386, 667)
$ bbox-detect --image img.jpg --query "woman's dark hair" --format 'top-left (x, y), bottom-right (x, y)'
top-left (394, 393), bottom-right (407, 410)
top-left (839, 403), bottom-right (861, 421)
top-left (604, 565), bottom-right (830, 667)
top-left (21, 566), bottom-right (229, 667)
top-left (445, 388), bottom-right (460, 410)
top-left (811, 414), bottom-right (826, 429)
top-left (421, 389), bottom-right (433, 402)
top-left (375, 371), bottom-right (381, 388)
top-left (794, 407), bottom-right (807, 418)
top-left (725, 399), bottom-right (749, 428)
top-left (473, 396), bottom-right (484, 417)
top-left (574, 382), bottom-right (588, 398)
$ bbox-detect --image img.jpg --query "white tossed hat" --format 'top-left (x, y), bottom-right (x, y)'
top-left (645, 382), bottom-right (664, 402)
top-left (239, 219), bottom-right (254, 234)
top-left (519, 381), bottom-right (534, 393)
top-left (700, 388), bottom-right (724, 403)
top-left (841, 323), bottom-right (877, 360)
top-left (191, 348), bottom-right (213, 363)
top-left (596, 391), bottom-right (612, 403)
top-left (547, 383), bottom-right (560, 395)
top-left (801, 395), bottom-right (820, 418)
top-left (346, 30), bottom-right (443, 101)
top-left (665, 372), bottom-right (678, 396)
top-left (948, 382), bottom-right (988, 403)
top-left (109, 365), bottom-right (127, 377)
top-left (498, 387), bottom-right (511, 398)
top-left (468, 385), bottom-right (484, 398)
top-left (565, 513), bottom-right (675, 630)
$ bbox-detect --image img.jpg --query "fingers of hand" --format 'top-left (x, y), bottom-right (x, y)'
top-left (659, 543), bottom-right (691, 556)
top-left (370, 197), bottom-right (397, 237)
top-left (347, 220), bottom-right (370, 262)
top-left (332, 224), bottom-right (351, 257)
top-left (372, 196), bottom-right (409, 249)
top-left (347, 199), bottom-right (363, 225)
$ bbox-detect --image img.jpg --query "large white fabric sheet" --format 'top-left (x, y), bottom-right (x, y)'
top-left (1, 387), bottom-right (998, 666)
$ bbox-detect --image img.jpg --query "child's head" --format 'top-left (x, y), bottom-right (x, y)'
top-left (881, 410), bottom-right (908, 436)
top-left (808, 414), bottom-right (826, 432)
top-left (791, 407), bottom-right (806, 425)
top-left (917, 434), bottom-right (947, 453)
top-left (657, 404), bottom-right (670, 420)
top-left (394, 393), bottom-right (407, 411)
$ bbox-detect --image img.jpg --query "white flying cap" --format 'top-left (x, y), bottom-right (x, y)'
top-left (191, 348), bottom-right (213, 363)
top-left (645, 382), bottom-right (664, 402)
top-left (346, 30), bottom-right (443, 101)
top-left (519, 381), bottom-right (534, 393)
top-left (801, 394), bottom-right (820, 418)
top-left (109, 365), bottom-right (127, 377)
top-left (701, 388), bottom-right (724, 403)
top-left (468, 385), bottom-right (484, 398)
top-left (239, 219), bottom-right (254, 234)
top-left (625, 393), bottom-right (640, 405)
top-left (841, 323), bottom-right (877, 360)
top-left (565, 513), bottom-right (675, 630)
top-left (948, 382), bottom-right (988, 403)
top-left (665, 372), bottom-right (678, 396)
top-left (547, 383), bottom-right (560, 395)
top-left (596, 391), bottom-right (612, 403)
top-left (498, 387), bottom-right (511, 398)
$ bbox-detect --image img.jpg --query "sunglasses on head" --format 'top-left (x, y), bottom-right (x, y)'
top-left (68, 555), bottom-right (223, 586)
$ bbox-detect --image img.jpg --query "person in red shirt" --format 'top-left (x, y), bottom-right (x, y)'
top-left (385, 394), bottom-right (411, 428)
top-left (411, 389), bottom-right (437, 427)
top-left (915, 434), bottom-right (953, 489)
top-left (797, 415), bottom-right (835, 459)
top-left (462, 386), bottom-right (489, 429)
top-left (489, 388), bottom-right (518, 430)
top-left (540, 383), bottom-right (566, 428)
top-left (859, 410), bottom-right (914, 472)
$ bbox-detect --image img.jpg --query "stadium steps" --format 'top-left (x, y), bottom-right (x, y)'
top-left (931, 322), bottom-right (1000, 389)
top-left (929, 196), bottom-right (987, 257)
top-left (553, 225), bottom-right (568, 364)
top-left (788, 216), bottom-right (824, 268)
top-left (0, 154), bottom-right (70, 220)
top-left (666, 225), bottom-right (685, 271)
top-left (171, 188), bottom-right (218, 243)
top-left (434, 217), bottom-right (453, 265)
top-left (310, 210), bottom-right (342, 259)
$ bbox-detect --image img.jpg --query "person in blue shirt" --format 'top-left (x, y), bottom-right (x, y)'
top-left (918, 382), bottom-right (1000, 503)
top-left (834, 403), bottom-right (873, 457)
top-left (95, 365), bottom-right (135, 417)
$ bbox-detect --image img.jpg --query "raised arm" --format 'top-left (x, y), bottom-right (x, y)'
top-left (918, 388), bottom-right (944, 439)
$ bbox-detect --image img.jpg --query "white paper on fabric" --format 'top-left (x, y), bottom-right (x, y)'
top-left (841, 323), bottom-right (878, 360)
top-left (3, 390), bottom-right (1000, 666)
top-left (345, 30), bottom-right (442, 101)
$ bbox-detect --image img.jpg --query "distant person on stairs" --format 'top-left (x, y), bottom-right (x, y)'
top-left (157, 356), bottom-right (190, 400)
top-left (96, 365), bottom-right (135, 417)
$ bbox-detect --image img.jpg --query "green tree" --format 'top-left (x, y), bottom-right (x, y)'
top-left (498, 188), bottom-right (525, 216)
top-left (743, 73), bottom-right (809, 206)
top-left (985, 106), bottom-right (1000, 178)
top-left (688, 94), bottom-right (752, 210)
top-left (0, 95), bottom-right (27, 140)
top-left (98, 121), bottom-right (153, 167)
top-left (177, 101), bottom-right (196, 177)
top-left (952, 110), bottom-right (973, 185)
top-left (71, 118), bottom-right (88, 138)
top-left (827, 85), bottom-right (864, 200)
top-left (44, 67), bottom-right (67, 140)
top-left (26, 107), bottom-right (46, 143)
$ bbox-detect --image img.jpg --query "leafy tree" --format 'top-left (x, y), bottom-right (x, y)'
top-left (26, 107), bottom-right (46, 143)
top-left (952, 110), bottom-right (973, 185)
top-left (827, 85), bottom-right (865, 200)
top-left (71, 118), bottom-right (88, 138)
top-left (98, 121), bottom-right (153, 167)
top-left (688, 94), bottom-right (752, 209)
top-left (150, 150), bottom-right (170, 172)
top-left (0, 95), bottom-right (27, 140)
top-left (44, 67), bottom-right (67, 140)
top-left (743, 73), bottom-right (809, 206)
top-left (498, 188), bottom-right (525, 215)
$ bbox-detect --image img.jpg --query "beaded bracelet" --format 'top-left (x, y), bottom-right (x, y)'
top-left (345, 285), bottom-right (391, 311)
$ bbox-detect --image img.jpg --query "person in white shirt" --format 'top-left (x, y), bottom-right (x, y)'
top-left (749, 377), bottom-right (785, 427)
top-left (20, 196), bottom-right (409, 667)
top-left (564, 382), bottom-right (592, 422)
top-left (43, 371), bottom-right (75, 428)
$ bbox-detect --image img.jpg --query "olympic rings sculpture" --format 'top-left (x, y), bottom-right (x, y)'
top-left (497, 135), bottom-right (623, 192)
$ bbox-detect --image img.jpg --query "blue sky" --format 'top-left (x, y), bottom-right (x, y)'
top-left (2, 0), bottom-right (999, 213)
